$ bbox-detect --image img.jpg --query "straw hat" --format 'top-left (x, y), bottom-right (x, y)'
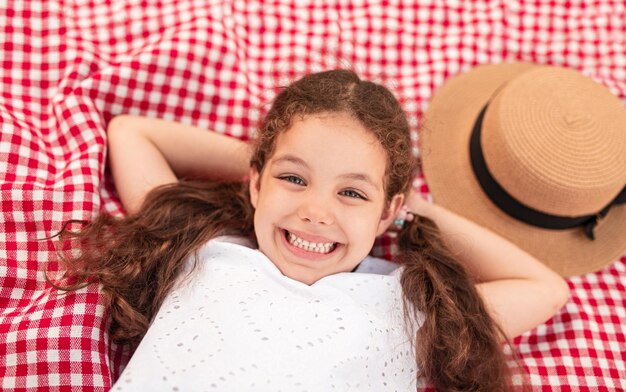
top-left (420, 63), bottom-right (626, 276)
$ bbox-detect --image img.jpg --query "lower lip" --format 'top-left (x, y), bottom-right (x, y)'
top-left (279, 229), bottom-right (340, 261)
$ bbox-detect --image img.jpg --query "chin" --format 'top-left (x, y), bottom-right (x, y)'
top-left (283, 265), bottom-right (321, 286)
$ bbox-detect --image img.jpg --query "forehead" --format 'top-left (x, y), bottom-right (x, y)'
top-left (270, 113), bottom-right (388, 181)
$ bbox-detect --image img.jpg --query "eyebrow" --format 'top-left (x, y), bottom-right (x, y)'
top-left (338, 173), bottom-right (380, 191)
top-left (272, 154), bottom-right (309, 168)
top-left (272, 154), bottom-right (380, 190)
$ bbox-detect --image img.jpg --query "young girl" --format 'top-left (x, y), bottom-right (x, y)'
top-left (56, 70), bottom-right (568, 391)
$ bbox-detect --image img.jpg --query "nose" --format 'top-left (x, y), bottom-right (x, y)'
top-left (297, 193), bottom-right (335, 225)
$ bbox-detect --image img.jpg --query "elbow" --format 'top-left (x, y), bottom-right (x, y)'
top-left (107, 115), bottom-right (133, 137)
top-left (107, 115), bottom-right (146, 150)
top-left (106, 115), bottom-right (126, 145)
top-left (549, 273), bottom-right (570, 314)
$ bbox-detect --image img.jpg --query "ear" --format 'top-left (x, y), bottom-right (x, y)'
top-left (248, 167), bottom-right (261, 209)
top-left (376, 193), bottom-right (405, 236)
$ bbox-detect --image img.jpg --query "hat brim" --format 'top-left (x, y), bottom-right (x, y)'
top-left (420, 62), bottom-right (626, 277)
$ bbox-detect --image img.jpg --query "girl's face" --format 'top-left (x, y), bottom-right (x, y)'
top-left (249, 112), bottom-right (404, 285)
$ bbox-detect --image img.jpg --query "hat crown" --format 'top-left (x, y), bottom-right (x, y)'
top-left (563, 112), bottom-right (591, 128)
top-left (481, 67), bottom-right (626, 217)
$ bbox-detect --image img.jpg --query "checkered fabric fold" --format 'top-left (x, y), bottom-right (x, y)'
top-left (1, 1), bottom-right (625, 390)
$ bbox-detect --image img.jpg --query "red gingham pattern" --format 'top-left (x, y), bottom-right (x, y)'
top-left (1, 1), bottom-right (625, 390)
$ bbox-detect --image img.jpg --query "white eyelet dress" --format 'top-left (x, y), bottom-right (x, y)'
top-left (112, 237), bottom-right (422, 391)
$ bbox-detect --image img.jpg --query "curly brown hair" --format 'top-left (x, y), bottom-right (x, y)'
top-left (52, 69), bottom-right (522, 391)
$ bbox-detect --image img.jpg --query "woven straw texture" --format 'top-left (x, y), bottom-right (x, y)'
top-left (421, 63), bottom-right (626, 276)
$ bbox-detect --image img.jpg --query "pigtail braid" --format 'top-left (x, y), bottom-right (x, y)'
top-left (396, 214), bottom-right (516, 391)
top-left (50, 180), bottom-right (255, 345)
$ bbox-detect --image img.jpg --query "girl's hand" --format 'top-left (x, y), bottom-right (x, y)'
top-left (404, 189), bottom-right (432, 217)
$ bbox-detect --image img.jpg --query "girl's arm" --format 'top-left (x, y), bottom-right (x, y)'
top-left (107, 115), bottom-right (252, 214)
top-left (405, 191), bottom-right (570, 340)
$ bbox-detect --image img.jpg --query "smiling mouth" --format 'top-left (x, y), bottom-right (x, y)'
top-left (283, 230), bottom-right (338, 254)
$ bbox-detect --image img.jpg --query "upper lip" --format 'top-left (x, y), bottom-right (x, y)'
top-left (283, 228), bottom-right (338, 244)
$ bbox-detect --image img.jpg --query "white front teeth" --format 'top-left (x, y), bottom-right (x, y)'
top-left (287, 231), bottom-right (336, 254)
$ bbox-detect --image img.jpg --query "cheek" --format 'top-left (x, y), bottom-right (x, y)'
top-left (342, 208), bottom-right (382, 243)
top-left (258, 186), bottom-right (291, 209)
top-left (254, 185), bottom-right (294, 226)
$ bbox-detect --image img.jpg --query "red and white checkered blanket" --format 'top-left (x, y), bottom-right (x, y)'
top-left (1, 1), bottom-right (625, 390)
